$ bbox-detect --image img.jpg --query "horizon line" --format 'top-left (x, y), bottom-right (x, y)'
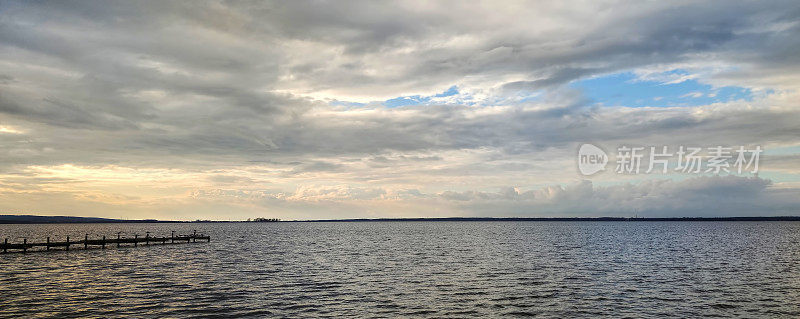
top-left (2, 214), bottom-right (800, 224)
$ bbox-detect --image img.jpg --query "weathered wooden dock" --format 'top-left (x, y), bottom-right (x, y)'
top-left (0, 231), bottom-right (210, 254)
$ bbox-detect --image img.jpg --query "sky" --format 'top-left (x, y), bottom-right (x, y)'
top-left (0, 0), bottom-right (799, 220)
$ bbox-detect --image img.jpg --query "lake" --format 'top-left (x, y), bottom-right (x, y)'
top-left (1, 221), bottom-right (799, 317)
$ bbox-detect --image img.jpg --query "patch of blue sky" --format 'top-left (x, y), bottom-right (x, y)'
top-left (383, 95), bottom-right (433, 107)
top-left (331, 70), bottom-right (753, 108)
top-left (571, 71), bottom-right (752, 107)
top-left (383, 85), bottom-right (461, 107)
top-left (377, 85), bottom-right (544, 107)
top-left (329, 100), bottom-right (366, 107)
top-left (325, 85), bottom-right (468, 108)
top-left (434, 85), bottom-right (459, 97)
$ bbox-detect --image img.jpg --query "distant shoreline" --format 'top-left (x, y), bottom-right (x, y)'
top-left (294, 216), bottom-right (800, 222)
top-left (2, 215), bottom-right (800, 224)
top-left (0, 215), bottom-right (181, 224)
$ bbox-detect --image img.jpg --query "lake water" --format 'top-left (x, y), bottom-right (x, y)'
top-left (1, 221), bottom-right (799, 318)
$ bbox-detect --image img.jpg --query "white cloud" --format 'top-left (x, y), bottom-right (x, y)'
top-left (0, 1), bottom-right (799, 219)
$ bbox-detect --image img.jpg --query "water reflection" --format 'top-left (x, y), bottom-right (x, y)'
top-left (1, 221), bottom-right (799, 317)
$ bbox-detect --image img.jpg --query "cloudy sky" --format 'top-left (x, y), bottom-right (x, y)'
top-left (1, 0), bottom-right (799, 220)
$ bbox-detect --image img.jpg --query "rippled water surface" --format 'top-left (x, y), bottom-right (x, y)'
top-left (1, 221), bottom-right (799, 318)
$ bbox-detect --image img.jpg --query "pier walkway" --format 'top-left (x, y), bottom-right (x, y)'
top-left (1, 231), bottom-right (210, 253)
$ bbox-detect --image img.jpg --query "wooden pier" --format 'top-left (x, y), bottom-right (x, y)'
top-left (0, 231), bottom-right (210, 254)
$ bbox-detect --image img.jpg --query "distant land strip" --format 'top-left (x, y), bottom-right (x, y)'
top-left (298, 216), bottom-right (800, 222)
top-left (2, 215), bottom-right (800, 224)
top-left (0, 215), bottom-right (179, 224)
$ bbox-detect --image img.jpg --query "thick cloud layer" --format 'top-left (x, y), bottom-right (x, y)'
top-left (0, 1), bottom-right (798, 219)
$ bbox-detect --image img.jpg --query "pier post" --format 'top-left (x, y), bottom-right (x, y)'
top-left (134, 234), bottom-right (138, 247)
top-left (47, 237), bottom-right (50, 251)
top-left (3, 238), bottom-right (6, 253)
top-left (23, 238), bottom-right (27, 253)
top-left (66, 236), bottom-right (70, 251)
top-left (171, 231), bottom-right (175, 244)
top-left (84, 234), bottom-right (88, 250)
top-left (117, 233), bottom-right (121, 248)
top-left (102, 235), bottom-right (106, 249)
